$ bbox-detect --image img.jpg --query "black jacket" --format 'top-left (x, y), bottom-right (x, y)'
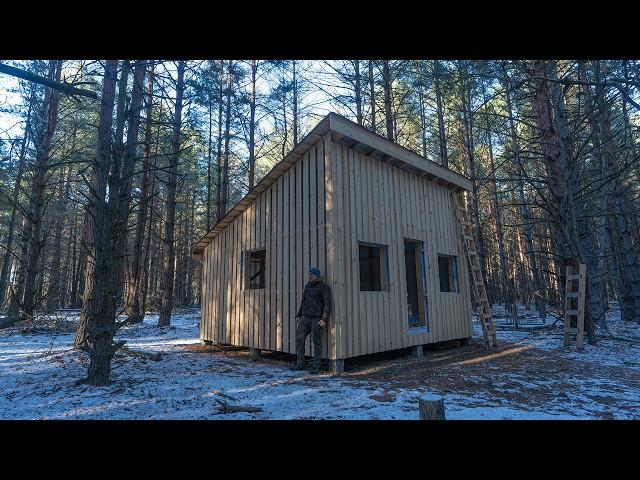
top-left (297, 279), bottom-right (332, 320)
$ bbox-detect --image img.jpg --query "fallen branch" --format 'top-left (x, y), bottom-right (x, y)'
top-left (214, 399), bottom-right (262, 414)
top-left (211, 390), bottom-right (238, 401)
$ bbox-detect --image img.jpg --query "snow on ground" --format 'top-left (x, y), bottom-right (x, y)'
top-left (0, 304), bottom-right (638, 419)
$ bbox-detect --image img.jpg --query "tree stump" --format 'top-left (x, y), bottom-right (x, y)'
top-left (419, 394), bottom-right (446, 420)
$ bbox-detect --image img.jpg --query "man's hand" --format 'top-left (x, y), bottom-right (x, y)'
top-left (295, 316), bottom-right (301, 326)
top-left (318, 319), bottom-right (326, 328)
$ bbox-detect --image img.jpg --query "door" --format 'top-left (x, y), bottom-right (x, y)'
top-left (404, 239), bottom-right (428, 330)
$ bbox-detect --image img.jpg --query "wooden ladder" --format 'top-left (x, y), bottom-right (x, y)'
top-left (452, 191), bottom-right (498, 349)
top-left (564, 263), bottom-right (586, 350)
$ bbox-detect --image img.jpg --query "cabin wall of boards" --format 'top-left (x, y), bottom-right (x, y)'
top-left (199, 131), bottom-right (474, 361)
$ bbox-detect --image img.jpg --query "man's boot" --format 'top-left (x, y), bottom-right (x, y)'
top-left (291, 363), bottom-right (306, 371)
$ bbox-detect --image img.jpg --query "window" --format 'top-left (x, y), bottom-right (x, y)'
top-left (359, 243), bottom-right (388, 291)
top-left (243, 249), bottom-right (266, 289)
top-left (438, 255), bottom-right (458, 293)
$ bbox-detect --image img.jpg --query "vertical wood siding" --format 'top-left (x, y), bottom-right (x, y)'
top-left (200, 136), bottom-right (473, 360)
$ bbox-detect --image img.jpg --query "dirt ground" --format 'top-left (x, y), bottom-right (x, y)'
top-left (3, 307), bottom-right (637, 419)
top-left (185, 331), bottom-right (640, 419)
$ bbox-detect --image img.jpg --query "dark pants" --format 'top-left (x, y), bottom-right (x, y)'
top-left (296, 316), bottom-right (324, 368)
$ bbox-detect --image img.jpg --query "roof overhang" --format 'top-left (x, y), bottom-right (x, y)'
top-left (192, 113), bottom-right (472, 260)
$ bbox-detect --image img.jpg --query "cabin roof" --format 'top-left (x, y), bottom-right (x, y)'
top-left (192, 112), bottom-right (472, 257)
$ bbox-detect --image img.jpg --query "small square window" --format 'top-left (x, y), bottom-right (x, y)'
top-left (359, 243), bottom-right (388, 291)
top-left (438, 255), bottom-right (458, 293)
top-left (243, 249), bottom-right (266, 290)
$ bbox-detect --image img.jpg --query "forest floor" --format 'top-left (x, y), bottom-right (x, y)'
top-left (1, 304), bottom-right (638, 419)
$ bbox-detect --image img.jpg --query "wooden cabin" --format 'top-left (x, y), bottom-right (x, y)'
top-left (193, 113), bottom-right (475, 371)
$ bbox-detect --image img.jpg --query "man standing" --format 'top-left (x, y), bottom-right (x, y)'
top-left (292, 267), bottom-right (332, 373)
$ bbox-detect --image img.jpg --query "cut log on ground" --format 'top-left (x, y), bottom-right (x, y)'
top-left (419, 394), bottom-right (446, 420)
top-left (119, 347), bottom-right (162, 361)
top-left (215, 399), bottom-right (263, 414)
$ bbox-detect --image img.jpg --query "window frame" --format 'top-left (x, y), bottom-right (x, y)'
top-left (242, 247), bottom-right (266, 290)
top-left (437, 254), bottom-right (459, 294)
top-left (358, 241), bottom-right (389, 292)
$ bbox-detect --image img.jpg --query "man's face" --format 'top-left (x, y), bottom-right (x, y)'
top-left (309, 273), bottom-right (318, 282)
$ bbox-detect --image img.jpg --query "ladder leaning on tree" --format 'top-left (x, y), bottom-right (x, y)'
top-left (452, 191), bottom-right (498, 349)
top-left (564, 263), bottom-right (586, 350)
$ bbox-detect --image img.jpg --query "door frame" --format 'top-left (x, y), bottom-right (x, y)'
top-left (403, 238), bottom-right (428, 331)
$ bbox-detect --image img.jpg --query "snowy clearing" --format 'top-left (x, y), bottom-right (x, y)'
top-left (1, 304), bottom-right (638, 419)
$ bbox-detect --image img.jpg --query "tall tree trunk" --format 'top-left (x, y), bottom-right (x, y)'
top-left (481, 81), bottom-right (514, 320)
top-left (7, 216), bottom-right (30, 316)
top-left (501, 66), bottom-right (545, 318)
top-left (74, 211), bottom-right (91, 310)
top-left (72, 212), bottom-right (89, 308)
top-left (419, 85), bottom-right (427, 159)
top-left (75, 58), bottom-right (130, 339)
top-left (219, 61), bottom-right (233, 219)
top-left (434, 60), bottom-right (448, 168)
top-left (158, 60), bottom-right (185, 327)
top-left (207, 90), bottom-right (213, 229)
top-left (60, 208), bottom-right (74, 308)
top-left (292, 60), bottom-right (299, 146)
top-left (532, 60), bottom-right (600, 343)
top-left (248, 60), bottom-right (257, 189)
top-left (458, 63), bottom-right (488, 301)
top-left (125, 63), bottom-right (154, 323)
top-left (551, 61), bottom-right (604, 340)
top-left (368, 60), bottom-right (376, 133)
top-left (80, 60), bottom-right (145, 385)
top-left (23, 60), bottom-right (63, 320)
top-left (0, 86), bottom-right (34, 308)
top-left (280, 80), bottom-right (288, 160)
top-left (382, 60), bottom-right (394, 141)
top-left (47, 160), bottom-right (72, 311)
top-left (141, 117), bottom-right (161, 315)
top-left (216, 60), bottom-right (225, 222)
top-left (174, 210), bottom-right (184, 307)
top-left (593, 66), bottom-right (640, 322)
top-left (186, 189), bottom-right (195, 305)
top-left (35, 232), bottom-right (48, 309)
top-left (353, 60), bottom-right (362, 125)
top-left (74, 59), bottom-right (118, 380)
top-left (578, 61), bottom-right (611, 329)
